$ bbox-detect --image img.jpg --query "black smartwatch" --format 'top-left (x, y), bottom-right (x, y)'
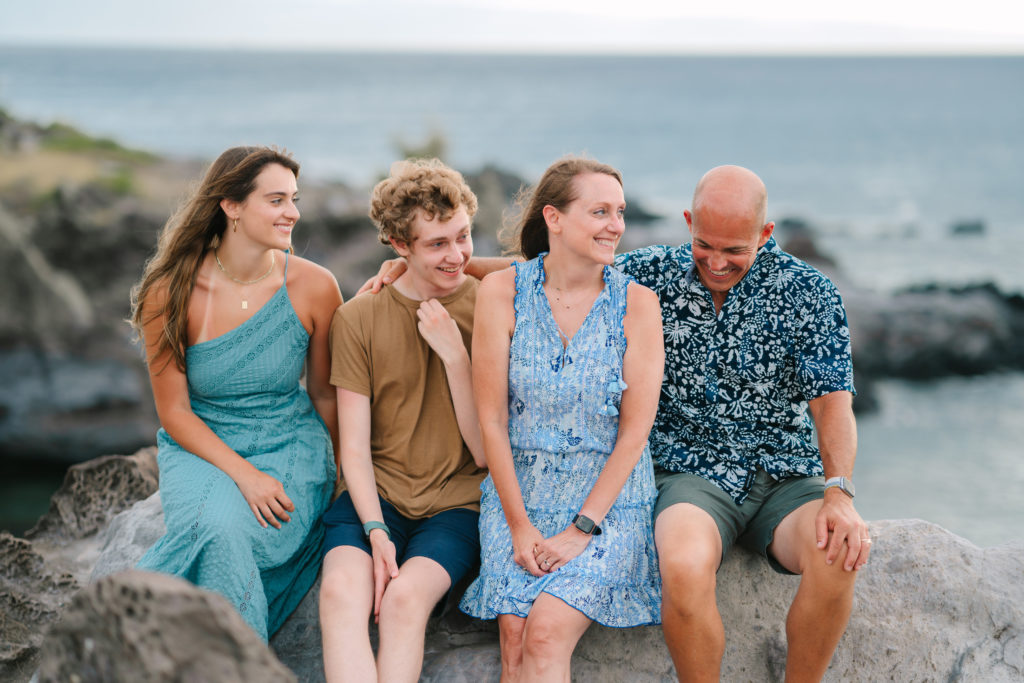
top-left (572, 513), bottom-right (602, 536)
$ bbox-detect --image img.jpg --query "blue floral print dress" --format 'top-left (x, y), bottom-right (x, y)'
top-left (459, 254), bottom-right (660, 627)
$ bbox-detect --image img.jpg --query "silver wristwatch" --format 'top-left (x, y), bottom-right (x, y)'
top-left (824, 476), bottom-right (855, 498)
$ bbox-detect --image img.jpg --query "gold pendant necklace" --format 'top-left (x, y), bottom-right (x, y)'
top-left (214, 249), bottom-right (276, 309)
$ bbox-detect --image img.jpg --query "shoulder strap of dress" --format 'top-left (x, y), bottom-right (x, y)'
top-left (283, 249), bottom-right (290, 277)
top-left (604, 265), bottom-right (630, 343)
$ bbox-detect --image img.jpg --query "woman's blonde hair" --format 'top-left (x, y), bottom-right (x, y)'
top-left (129, 146), bottom-right (299, 372)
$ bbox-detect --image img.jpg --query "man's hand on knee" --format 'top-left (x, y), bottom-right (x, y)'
top-left (815, 493), bottom-right (871, 571)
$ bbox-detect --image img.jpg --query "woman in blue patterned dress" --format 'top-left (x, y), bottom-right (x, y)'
top-left (130, 147), bottom-right (342, 640)
top-left (460, 157), bottom-right (665, 680)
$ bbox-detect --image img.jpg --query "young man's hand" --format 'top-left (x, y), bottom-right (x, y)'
top-left (416, 299), bottom-right (468, 366)
top-left (369, 528), bottom-right (400, 622)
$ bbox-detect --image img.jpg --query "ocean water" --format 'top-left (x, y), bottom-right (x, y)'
top-left (0, 46), bottom-right (1021, 544)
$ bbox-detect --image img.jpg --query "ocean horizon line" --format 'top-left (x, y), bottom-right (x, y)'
top-left (2, 41), bottom-right (1024, 59)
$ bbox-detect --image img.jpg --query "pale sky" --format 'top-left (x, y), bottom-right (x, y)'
top-left (2, 0), bottom-right (1023, 53)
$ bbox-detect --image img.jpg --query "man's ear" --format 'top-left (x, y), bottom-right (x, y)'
top-left (389, 236), bottom-right (411, 258)
top-left (759, 221), bottom-right (775, 247)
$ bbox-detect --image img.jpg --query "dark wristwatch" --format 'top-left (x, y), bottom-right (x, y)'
top-left (572, 513), bottom-right (602, 536)
top-left (824, 476), bottom-right (855, 498)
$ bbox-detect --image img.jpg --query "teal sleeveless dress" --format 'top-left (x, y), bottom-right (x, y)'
top-left (137, 252), bottom-right (336, 641)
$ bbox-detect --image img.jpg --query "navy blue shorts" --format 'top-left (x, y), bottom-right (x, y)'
top-left (322, 490), bottom-right (480, 586)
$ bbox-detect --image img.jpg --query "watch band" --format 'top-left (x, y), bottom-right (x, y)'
top-left (572, 513), bottom-right (603, 536)
top-left (362, 520), bottom-right (391, 540)
top-left (824, 476), bottom-right (855, 498)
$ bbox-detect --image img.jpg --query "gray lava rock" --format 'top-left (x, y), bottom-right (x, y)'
top-left (0, 533), bottom-right (78, 682)
top-left (35, 570), bottom-right (296, 683)
top-left (6, 450), bottom-right (1024, 682)
top-left (27, 448), bottom-right (158, 542)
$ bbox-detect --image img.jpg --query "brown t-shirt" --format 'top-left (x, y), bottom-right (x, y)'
top-left (329, 278), bottom-right (484, 519)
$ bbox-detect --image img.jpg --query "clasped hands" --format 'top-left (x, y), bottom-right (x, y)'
top-left (513, 523), bottom-right (591, 578)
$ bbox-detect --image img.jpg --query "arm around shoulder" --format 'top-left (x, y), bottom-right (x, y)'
top-left (291, 256), bottom-right (344, 461)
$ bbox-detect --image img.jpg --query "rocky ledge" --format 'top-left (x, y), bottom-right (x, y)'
top-left (2, 450), bottom-right (1022, 682)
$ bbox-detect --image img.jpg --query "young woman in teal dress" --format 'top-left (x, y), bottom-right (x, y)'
top-left (130, 146), bottom-right (342, 641)
top-left (459, 157), bottom-right (665, 681)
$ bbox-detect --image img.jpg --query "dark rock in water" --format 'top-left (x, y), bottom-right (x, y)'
top-left (766, 220), bottom-right (1024, 385)
top-left (951, 219), bottom-right (986, 236)
top-left (0, 349), bottom-right (157, 462)
top-left (35, 570), bottom-right (296, 683)
top-left (26, 448), bottom-right (158, 542)
top-left (775, 216), bottom-right (837, 269)
top-left (846, 283), bottom-right (1024, 380)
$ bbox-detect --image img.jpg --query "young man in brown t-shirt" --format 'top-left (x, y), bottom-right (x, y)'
top-left (319, 159), bottom-right (486, 683)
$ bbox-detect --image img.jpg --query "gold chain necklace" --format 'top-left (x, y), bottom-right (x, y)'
top-left (551, 285), bottom-right (597, 310)
top-left (214, 249), bottom-right (276, 309)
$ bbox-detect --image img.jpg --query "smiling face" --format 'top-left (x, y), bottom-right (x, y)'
top-left (684, 165), bottom-right (774, 311)
top-left (546, 171), bottom-right (626, 265)
top-left (391, 206), bottom-right (473, 300)
top-left (230, 162), bottom-right (300, 251)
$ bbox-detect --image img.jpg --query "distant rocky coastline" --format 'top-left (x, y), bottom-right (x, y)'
top-left (2, 108), bottom-right (1024, 465)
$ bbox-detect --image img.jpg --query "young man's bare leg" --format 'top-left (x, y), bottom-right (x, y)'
top-left (770, 500), bottom-right (857, 683)
top-left (655, 503), bottom-right (725, 683)
top-left (376, 556), bottom-right (452, 683)
top-left (320, 546), bottom-right (376, 683)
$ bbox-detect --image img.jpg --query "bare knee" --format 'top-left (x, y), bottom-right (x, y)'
top-left (660, 547), bottom-right (718, 611)
top-left (319, 553), bottom-right (372, 618)
top-left (799, 540), bottom-right (858, 599)
top-left (499, 617), bottom-right (526, 675)
top-left (521, 617), bottom-right (571, 665)
top-left (377, 576), bottom-right (440, 625)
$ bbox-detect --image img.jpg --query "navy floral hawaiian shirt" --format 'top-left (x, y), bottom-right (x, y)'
top-left (616, 237), bottom-right (855, 504)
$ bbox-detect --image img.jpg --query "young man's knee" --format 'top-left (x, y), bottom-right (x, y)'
top-left (319, 551), bottom-right (372, 614)
top-left (378, 574), bottom-right (445, 622)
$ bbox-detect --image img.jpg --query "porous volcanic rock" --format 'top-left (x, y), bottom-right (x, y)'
top-left (35, 570), bottom-right (296, 683)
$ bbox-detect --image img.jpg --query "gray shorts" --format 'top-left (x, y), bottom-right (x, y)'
top-left (654, 469), bottom-right (824, 574)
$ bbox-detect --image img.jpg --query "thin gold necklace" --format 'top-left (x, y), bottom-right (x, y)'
top-left (214, 249), bottom-right (276, 309)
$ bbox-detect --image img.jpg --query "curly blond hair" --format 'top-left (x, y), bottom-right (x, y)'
top-left (370, 158), bottom-right (478, 248)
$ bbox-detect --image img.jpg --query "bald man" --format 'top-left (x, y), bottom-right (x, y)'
top-left (616, 165), bottom-right (869, 682)
top-left (361, 165), bottom-right (870, 680)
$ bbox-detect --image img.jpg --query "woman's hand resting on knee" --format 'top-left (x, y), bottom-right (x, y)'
top-left (233, 464), bottom-right (295, 529)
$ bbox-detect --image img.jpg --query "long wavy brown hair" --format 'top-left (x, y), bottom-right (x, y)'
top-left (505, 156), bottom-right (622, 260)
top-left (129, 146), bottom-right (299, 373)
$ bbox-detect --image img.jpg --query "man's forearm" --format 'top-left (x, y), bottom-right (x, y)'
top-left (809, 390), bottom-right (857, 477)
top-left (466, 256), bottom-right (518, 280)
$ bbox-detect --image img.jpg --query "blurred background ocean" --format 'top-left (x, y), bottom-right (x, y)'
top-left (0, 46), bottom-right (1021, 546)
